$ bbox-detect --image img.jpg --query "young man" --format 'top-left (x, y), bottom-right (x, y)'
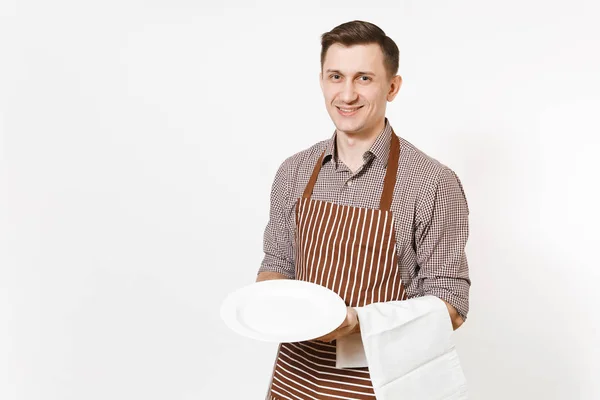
top-left (256, 20), bottom-right (471, 400)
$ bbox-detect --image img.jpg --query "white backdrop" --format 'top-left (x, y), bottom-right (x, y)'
top-left (1, 0), bottom-right (599, 399)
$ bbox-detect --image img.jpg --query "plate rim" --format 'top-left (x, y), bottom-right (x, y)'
top-left (220, 280), bottom-right (347, 343)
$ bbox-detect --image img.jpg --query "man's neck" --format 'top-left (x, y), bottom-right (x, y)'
top-left (336, 119), bottom-right (385, 173)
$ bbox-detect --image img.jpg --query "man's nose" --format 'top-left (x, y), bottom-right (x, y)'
top-left (339, 81), bottom-right (358, 103)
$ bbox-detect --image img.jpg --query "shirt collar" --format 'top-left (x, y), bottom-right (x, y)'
top-left (323, 117), bottom-right (394, 168)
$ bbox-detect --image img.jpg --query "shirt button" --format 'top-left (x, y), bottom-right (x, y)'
top-left (347, 180), bottom-right (353, 187)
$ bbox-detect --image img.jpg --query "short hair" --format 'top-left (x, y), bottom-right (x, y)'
top-left (320, 20), bottom-right (400, 79)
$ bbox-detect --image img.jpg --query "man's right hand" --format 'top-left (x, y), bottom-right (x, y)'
top-left (256, 271), bottom-right (292, 282)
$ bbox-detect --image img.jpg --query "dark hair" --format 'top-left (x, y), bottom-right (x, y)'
top-left (320, 20), bottom-right (399, 79)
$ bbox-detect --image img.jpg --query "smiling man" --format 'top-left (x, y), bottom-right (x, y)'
top-left (256, 20), bottom-right (471, 400)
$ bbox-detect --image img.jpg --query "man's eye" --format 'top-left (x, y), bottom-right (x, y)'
top-left (330, 74), bottom-right (341, 80)
top-left (359, 76), bottom-right (371, 81)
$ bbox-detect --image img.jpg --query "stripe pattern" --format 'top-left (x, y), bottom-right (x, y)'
top-left (266, 134), bottom-right (408, 400)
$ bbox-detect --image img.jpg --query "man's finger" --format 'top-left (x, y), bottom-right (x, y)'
top-left (316, 332), bottom-right (337, 342)
top-left (314, 334), bottom-right (330, 342)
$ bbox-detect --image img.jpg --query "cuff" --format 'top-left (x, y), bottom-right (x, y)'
top-left (422, 282), bottom-right (469, 321)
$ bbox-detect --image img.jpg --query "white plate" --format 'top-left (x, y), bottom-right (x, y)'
top-left (220, 280), bottom-right (348, 343)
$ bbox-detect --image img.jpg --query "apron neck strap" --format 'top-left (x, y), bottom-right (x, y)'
top-left (302, 150), bottom-right (326, 199)
top-left (379, 132), bottom-right (400, 211)
top-left (302, 130), bottom-right (400, 212)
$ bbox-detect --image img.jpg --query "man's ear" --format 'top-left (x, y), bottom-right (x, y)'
top-left (319, 71), bottom-right (323, 91)
top-left (387, 75), bottom-right (402, 101)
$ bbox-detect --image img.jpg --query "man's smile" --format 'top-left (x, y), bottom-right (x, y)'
top-left (336, 105), bottom-right (364, 116)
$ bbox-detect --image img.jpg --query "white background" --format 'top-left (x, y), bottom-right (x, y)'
top-left (1, 0), bottom-right (599, 399)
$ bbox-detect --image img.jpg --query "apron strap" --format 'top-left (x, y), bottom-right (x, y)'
top-left (379, 132), bottom-right (400, 211)
top-left (302, 130), bottom-right (401, 212)
top-left (302, 150), bottom-right (326, 199)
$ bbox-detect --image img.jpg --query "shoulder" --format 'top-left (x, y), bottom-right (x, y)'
top-left (398, 137), bottom-right (469, 213)
top-left (398, 137), bottom-right (454, 183)
top-left (274, 139), bottom-right (329, 180)
top-left (268, 139), bottom-right (329, 201)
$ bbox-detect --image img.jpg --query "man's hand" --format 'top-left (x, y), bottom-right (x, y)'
top-left (442, 300), bottom-right (464, 330)
top-left (256, 271), bottom-right (291, 282)
top-left (314, 307), bottom-right (359, 343)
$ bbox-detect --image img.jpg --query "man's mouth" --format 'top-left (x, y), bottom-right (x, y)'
top-left (336, 106), bottom-right (363, 116)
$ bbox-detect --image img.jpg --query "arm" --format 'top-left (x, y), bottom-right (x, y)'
top-left (321, 302), bottom-right (459, 340)
top-left (415, 168), bottom-right (471, 330)
top-left (320, 301), bottom-right (459, 341)
top-left (256, 158), bottom-right (296, 281)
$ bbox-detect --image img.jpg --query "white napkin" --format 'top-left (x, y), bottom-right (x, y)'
top-left (336, 295), bottom-right (469, 399)
top-left (335, 332), bottom-right (367, 368)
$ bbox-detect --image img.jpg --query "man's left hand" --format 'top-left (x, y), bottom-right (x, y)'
top-left (442, 300), bottom-right (464, 330)
top-left (314, 307), bottom-right (359, 343)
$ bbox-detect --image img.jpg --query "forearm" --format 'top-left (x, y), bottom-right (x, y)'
top-left (256, 271), bottom-right (292, 282)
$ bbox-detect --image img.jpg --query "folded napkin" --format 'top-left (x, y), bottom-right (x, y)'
top-left (335, 331), bottom-right (367, 368)
top-left (336, 295), bottom-right (469, 399)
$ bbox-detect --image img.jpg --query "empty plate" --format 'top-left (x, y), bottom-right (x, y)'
top-left (220, 280), bottom-right (348, 343)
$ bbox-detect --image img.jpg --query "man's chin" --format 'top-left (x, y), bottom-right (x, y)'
top-left (333, 120), bottom-right (364, 135)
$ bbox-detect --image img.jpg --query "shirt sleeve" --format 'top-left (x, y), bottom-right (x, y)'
top-left (257, 158), bottom-right (296, 279)
top-left (415, 168), bottom-right (471, 320)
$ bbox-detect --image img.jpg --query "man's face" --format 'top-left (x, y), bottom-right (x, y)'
top-left (320, 43), bottom-right (401, 137)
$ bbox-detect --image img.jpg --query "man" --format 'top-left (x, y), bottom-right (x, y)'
top-left (256, 20), bottom-right (470, 400)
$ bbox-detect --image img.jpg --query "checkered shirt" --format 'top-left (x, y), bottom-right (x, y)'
top-left (258, 118), bottom-right (471, 320)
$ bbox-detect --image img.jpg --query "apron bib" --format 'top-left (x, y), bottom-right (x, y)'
top-left (267, 132), bottom-right (408, 400)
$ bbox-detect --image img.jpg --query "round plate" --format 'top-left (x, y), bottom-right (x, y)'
top-left (220, 280), bottom-right (348, 343)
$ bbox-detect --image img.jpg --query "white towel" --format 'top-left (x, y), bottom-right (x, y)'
top-left (336, 295), bottom-right (469, 399)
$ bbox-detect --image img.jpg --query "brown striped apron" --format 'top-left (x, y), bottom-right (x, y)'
top-left (267, 132), bottom-right (408, 400)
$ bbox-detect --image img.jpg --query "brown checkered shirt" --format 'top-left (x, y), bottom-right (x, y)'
top-left (257, 118), bottom-right (471, 319)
